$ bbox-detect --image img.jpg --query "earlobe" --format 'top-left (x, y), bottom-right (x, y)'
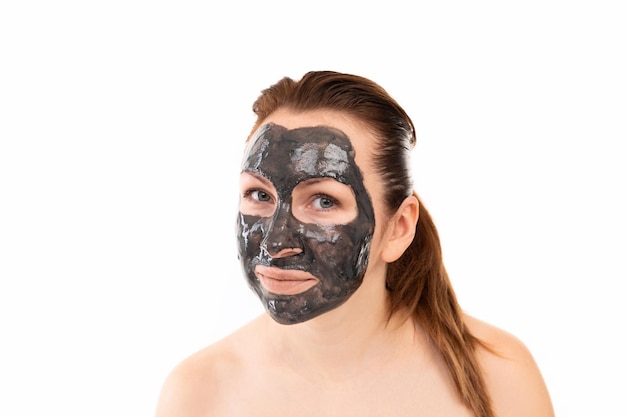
top-left (381, 195), bottom-right (419, 263)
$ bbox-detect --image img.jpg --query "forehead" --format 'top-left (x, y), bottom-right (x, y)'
top-left (243, 123), bottom-right (358, 187)
top-left (250, 108), bottom-right (375, 171)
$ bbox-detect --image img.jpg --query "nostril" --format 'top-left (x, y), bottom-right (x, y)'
top-left (261, 204), bottom-right (304, 257)
top-left (261, 241), bottom-right (303, 258)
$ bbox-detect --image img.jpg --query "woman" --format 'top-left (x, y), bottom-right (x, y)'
top-left (155, 71), bottom-right (555, 417)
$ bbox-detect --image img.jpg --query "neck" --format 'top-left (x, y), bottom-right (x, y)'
top-left (264, 274), bottom-right (417, 381)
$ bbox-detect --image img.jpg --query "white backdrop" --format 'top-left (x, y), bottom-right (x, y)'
top-left (1, 1), bottom-right (624, 416)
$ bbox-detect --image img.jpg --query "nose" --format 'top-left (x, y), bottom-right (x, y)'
top-left (260, 201), bottom-right (303, 258)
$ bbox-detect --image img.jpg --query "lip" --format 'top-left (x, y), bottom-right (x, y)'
top-left (254, 265), bottom-right (319, 295)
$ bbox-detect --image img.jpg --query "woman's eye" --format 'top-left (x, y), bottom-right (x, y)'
top-left (311, 195), bottom-right (337, 210)
top-left (243, 189), bottom-right (273, 203)
top-left (253, 190), bottom-right (272, 202)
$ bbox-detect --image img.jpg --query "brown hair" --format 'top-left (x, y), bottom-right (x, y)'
top-left (247, 70), bottom-right (495, 417)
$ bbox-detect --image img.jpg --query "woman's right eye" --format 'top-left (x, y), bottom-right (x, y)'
top-left (244, 189), bottom-right (274, 203)
top-left (239, 173), bottom-right (277, 217)
top-left (240, 188), bottom-right (276, 217)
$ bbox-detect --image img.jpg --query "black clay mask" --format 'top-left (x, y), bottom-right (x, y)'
top-left (236, 123), bottom-right (375, 324)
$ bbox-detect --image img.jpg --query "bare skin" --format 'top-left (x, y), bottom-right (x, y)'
top-left (155, 110), bottom-right (554, 417)
top-left (155, 313), bottom-right (553, 417)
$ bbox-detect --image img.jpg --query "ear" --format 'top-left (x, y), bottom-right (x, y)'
top-left (381, 195), bottom-right (419, 263)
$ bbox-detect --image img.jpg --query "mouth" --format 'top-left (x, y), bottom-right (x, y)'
top-left (254, 265), bottom-right (319, 295)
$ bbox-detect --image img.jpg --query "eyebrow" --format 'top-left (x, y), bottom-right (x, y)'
top-left (242, 171), bottom-right (274, 188)
top-left (295, 178), bottom-right (353, 192)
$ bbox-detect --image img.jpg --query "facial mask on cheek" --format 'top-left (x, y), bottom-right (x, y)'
top-left (236, 123), bottom-right (375, 324)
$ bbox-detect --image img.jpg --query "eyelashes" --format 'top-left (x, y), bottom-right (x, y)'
top-left (243, 188), bottom-right (274, 203)
top-left (242, 189), bottom-right (340, 210)
top-left (309, 193), bottom-right (340, 210)
top-left (239, 173), bottom-right (358, 224)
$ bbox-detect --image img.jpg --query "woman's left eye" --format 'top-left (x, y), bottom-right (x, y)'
top-left (311, 195), bottom-right (337, 210)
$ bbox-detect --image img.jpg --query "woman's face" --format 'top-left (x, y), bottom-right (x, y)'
top-left (236, 109), bottom-right (386, 324)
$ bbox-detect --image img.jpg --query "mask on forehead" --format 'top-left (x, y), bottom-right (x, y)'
top-left (236, 123), bottom-right (376, 324)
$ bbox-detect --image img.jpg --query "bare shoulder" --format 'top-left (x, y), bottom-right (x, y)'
top-left (464, 314), bottom-right (555, 417)
top-left (153, 343), bottom-right (228, 417)
top-left (154, 316), bottom-right (265, 417)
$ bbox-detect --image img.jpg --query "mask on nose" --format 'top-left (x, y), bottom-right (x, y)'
top-left (236, 123), bottom-right (376, 324)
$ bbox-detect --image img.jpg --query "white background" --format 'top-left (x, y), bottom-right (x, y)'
top-left (1, 1), bottom-right (624, 416)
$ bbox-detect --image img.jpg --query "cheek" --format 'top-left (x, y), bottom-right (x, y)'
top-left (237, 214), bottom-right (265, 255)
top-left (304, 223), bottom-right (372, 276)
top-left (307, 229), bottom-right (352, 256)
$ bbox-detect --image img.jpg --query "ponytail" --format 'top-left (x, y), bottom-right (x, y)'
top-left (387, 193), bottom-right (495, 417)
